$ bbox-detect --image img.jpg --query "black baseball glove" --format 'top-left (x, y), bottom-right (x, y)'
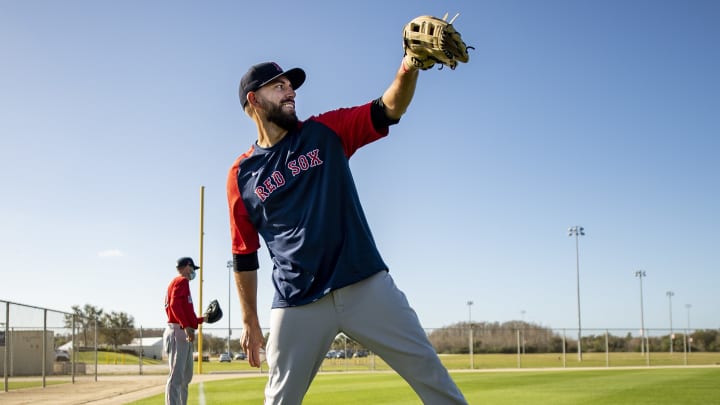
top-left (203, 299), bottom-right (223, 324)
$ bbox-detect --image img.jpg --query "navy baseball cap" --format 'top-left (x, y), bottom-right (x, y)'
top-left (239, 62), bottom-right (306, 107)
top-left (176, 257), bottom-right (200, 269)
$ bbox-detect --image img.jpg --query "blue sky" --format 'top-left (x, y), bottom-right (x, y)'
top-left (1, 0), bottom-right (718, 335)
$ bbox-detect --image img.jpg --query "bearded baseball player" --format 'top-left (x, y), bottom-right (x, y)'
top-left (226, 15), bottom-right (470, 405)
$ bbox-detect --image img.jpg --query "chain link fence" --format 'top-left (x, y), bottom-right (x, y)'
top-left (3, 299), bottom-right (719, 393)
top-left (1, 300), bottom-right (99, 393)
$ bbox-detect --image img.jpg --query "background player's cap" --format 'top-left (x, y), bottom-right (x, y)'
top-left (176, 257), bottom-right (200, 269)
top-left (239, 62), bottom-right (306, 107)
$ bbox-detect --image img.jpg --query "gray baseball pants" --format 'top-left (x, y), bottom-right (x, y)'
top-left (164, 323), bottom-right (194, 405)
top-left (264, 270), bottom-right (468, 404)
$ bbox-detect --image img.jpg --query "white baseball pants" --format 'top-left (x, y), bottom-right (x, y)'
top-left (164, 323), bottom-right (194, 405)
top-left (264, 270), bottom-right (468, 404)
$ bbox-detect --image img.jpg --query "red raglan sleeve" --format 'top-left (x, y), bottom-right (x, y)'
top-left (310, 102), bottom-right (388, 158)
top-left (227, 150), bottom-right (261, 255)
top-left (168, 278), bottom-right (199, 329)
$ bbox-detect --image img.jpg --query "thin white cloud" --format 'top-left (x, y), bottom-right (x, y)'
top-left (97, 249), bottom-right (124, 258)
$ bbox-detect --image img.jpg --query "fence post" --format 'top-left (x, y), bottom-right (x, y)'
top-left (562, 329), bottom-right (566, 368)
top-left (94, 318), bottom-right (98, 382)
top-left (139, 326), bottom-right (143, 375)
top-left (469, 324), bottom-right (474, 370)
top-left (343, 334), bottom-right (348, 372)
top-left (71, 315), bottom-right (76, 383)
top-left (605, 329), bottom-right (609, 368)
top-left (516, 329), bottom-right (521, 368)
top-left (645, 330), bottom-right (651, 367)
top-left (3, 302), bottom-right (9, 392)
top-left (42, 309), bottom-right (47, 387)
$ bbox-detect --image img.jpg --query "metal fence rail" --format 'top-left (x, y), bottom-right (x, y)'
top-left (1, 300), bottom-right (97, 393)
top-left (2, 298), bottom-right (718, 394)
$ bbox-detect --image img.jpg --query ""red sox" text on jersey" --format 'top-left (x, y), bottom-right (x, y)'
top-left (254, 149), bottom-right (323, 201)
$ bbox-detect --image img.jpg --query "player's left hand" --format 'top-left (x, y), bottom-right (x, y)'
top-left (241, 323), bottom-right (265, 368)
top-left (185, 327), bottom-right (195, 342)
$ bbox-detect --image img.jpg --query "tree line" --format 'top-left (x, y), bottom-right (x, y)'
top-left (62, 304), bottom-right (135, 350)
top-left (61, 304), bottom-right (256, 355)
top-left (62, 304), bottom-right (719, 355)
top-left (427, 321), bottom-right (720, 353)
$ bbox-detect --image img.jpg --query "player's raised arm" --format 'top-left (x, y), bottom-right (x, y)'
top-left (383, 14), bottom-right (472, 120)
top-left (381, 61), bottom-right (419, 120)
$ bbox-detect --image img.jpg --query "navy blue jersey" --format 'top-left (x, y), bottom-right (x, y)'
top-left (227, 102), bottom-right (390, 308)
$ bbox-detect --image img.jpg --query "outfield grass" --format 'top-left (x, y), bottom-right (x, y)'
top-left (74, 351), bottom-right (164, 366)
top-left (129, 367), bottom-right (720, 404)
top-left (63, 350), bottom-right (720, 376)
top-left (187, 351), bottom-right (720, 373)
top-left (439, 351), bottom-right (720, 369)
top-left (56, 351), bottom-right (720, 374)
top-left (0, 379), bottom-right (69, 391)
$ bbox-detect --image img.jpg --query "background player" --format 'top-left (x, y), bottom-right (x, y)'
top-left (164, 257), bottom-right (204, 405)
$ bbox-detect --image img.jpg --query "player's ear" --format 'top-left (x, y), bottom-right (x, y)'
top-left (245, 92), bottom-right (262, 117)
top-left (247, 92), bottom-right (258, 108)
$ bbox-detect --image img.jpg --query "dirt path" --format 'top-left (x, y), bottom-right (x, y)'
top-left (0, 373), bottom-right (253, 405)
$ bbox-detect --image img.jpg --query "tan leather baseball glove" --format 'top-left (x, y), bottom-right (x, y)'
top-left (403, 13), bottom-right (472, 70)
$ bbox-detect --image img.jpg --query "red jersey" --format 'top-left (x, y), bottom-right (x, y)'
top-left (165, 275), bottom-right (202, 329)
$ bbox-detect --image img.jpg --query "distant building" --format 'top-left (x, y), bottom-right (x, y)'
top-left (58, 341), bottom-right (73, 351)
top-left (121, 337), bottom-right (164, 360)
top-left (0, 330), bottom-right (54, 376)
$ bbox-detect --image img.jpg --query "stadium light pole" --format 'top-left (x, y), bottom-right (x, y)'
top-left (666, 291), bottom-right (674, 354)
top-left (226, 260), bottom-right (233, 356)
top-left (568, 226), bottom-right (585, 362)
top-left (634, 271), bottom-right (647, 356)
top-left (467, 301), bottom-right (474, 369)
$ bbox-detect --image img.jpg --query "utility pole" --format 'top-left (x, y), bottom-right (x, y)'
top-left (568, 226), bottom-right (585, 361)
top-left (635, 271), bottom-right (647, 358)
top-left (666, 291), bottom-right (674, 354)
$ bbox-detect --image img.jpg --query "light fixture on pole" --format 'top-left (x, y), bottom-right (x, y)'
top-left (634, 270), bottom-right (647, 357)
top-left (666, 291), bottom-right (674, 354)
top-left (226, 260), bottom-right (233, 357)
top-left (467, 301), bottom-right (474, 369)
top-left (568, 225), bottom-right (585, 362)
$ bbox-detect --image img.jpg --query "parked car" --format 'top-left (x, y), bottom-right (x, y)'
top-left (325, 350), bottom-right (337, 359)
top-left (352, 350), bottom-right (368, 358)
top-left (193, 352), bottom-right (209, 362)
top-left (218, 353), bottom-right (232, 362)
top-left (54, 349), bottom-right (70, 362)
top-left (234, 352), bottom-right (247, 360)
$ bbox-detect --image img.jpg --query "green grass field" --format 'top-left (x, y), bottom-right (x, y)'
top-left (129, 367), bottom-right (720, 404)
top-left (97, 351), bottom-right (718, 374)
top-left (0, 379), bottom-right (69, 391)
top-left (74, 351), bottom-right (164, 366)
top-left (70, 350), bottom-right (720, 372)
top-left (4, 352), bottom-right (719, 402)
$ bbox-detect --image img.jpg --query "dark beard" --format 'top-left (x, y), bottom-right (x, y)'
top-left (261, 98), bottom-right (299, 132)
